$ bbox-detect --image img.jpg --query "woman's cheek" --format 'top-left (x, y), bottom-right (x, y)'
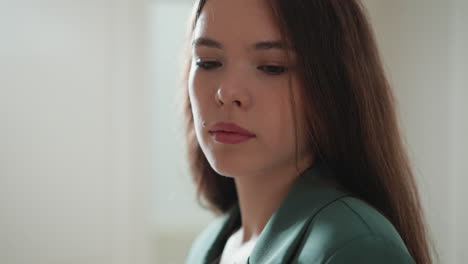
top-left (192, 72), bottom-right (215, 102)
top-left (188, 78), bottom-right (204, 126)
top-left (190, 76), bottom-right (214, 130)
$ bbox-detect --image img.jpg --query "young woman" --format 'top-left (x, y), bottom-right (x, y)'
top-left (182, 0), bottom-right (433, 263)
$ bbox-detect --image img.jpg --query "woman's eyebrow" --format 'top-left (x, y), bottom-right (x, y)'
top-left (192, 37), bottom-right (223, 49)
top-left (253, 40), bottom-right (288, 50)
top-left (192, 37), bottom-right (289, 51)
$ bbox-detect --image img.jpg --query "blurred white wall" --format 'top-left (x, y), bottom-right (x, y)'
top-left (0, 0), bottom-right (154, 263)
top-left (0, 0), bottom-right (466, 264)
top-left (453, 0), bottom-right (468, 262)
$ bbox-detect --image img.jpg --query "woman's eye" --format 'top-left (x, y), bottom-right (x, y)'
top-left (257, 65), bottom-right (288, 75)
top-left (195, 60), bottom-right (222, 70)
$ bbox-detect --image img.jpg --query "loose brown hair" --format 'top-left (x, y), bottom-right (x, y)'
top-left (181, 0), bottom-right (434, 263)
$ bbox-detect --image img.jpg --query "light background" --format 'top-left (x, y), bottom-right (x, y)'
top-left (0, 0), bottom-right (466, 263)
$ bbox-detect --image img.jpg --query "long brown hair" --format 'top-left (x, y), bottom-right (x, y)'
top-left (181, 0), bottom-right (434, 263)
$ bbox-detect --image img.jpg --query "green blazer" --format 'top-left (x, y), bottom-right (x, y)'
top-left (185, 164), bottom-right (415, 264)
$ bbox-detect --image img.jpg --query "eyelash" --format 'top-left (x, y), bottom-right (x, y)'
top-left (195, 61), bottom-right (288, 75)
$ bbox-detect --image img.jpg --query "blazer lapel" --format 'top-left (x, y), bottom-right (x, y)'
top-left (201, 204), bottom-right (241, 264)
top-left (248, 163), bottom-right (350, 263)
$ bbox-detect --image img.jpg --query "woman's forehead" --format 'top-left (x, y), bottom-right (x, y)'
top-left (194, 0), bottom-right (282, 44)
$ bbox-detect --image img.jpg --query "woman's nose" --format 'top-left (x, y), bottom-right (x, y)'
top-left (215, 74), bottom-right (251, 109)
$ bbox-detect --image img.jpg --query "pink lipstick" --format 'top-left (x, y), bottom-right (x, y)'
top-left (208, 122), bottom-right (256, 144)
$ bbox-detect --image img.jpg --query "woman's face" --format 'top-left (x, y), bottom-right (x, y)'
top-left (188, 0), bottom-right (312, 178)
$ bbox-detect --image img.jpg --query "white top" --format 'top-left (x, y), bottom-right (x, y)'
top-left (219, 227), bottom-right (258, 264)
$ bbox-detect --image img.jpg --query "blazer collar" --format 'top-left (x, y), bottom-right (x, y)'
top-left (203, 162), bottom-right (350, 263)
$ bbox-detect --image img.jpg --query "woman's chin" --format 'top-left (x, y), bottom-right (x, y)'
top-left (207, 155), bottom-right (258, 178)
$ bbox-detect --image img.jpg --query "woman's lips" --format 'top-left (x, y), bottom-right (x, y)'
top-left (209, 131), bottom-right (255, 144)
top-left (208, 122), bottom-right (256, 144)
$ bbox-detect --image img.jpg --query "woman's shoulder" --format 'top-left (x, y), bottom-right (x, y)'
top-left (294, 195), bottom-right (415, 263)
